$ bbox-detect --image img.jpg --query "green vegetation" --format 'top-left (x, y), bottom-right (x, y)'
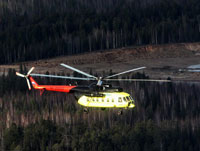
top-left (0, 0), bottom-right (199, 64)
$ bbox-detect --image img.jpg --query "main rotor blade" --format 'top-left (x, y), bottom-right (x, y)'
top-left (30, 73), bottom-right (96, 81)
top-left (26, 77), bottom-right (31, 90)
top-left (104, 79), bottom-right (171, 82)
top-left (27, 67), bottom-right (35, 75)
top-left (16, 72), bottom-right (25, 78)
top-left (60, 63), bottom-right (97, 79)
top-left (104, 67), bottom-right (146, 79)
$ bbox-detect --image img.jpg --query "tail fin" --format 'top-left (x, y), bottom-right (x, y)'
top-left (29, 76), bottom-right (39, 89)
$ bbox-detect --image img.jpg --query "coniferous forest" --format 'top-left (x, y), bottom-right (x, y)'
top-left (0, 0), bottom-right (200, 64)
top-left (0, 66), bottom-right (200, 150)
top-left (1, 0), bottom-right (200, 150)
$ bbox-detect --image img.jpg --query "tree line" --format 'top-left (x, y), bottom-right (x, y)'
top-left (0, 0), bottom-right (199, 64)
top-left (3, 120), bottom-right (200, 151)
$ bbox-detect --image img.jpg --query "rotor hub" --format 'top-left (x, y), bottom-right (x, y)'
top-left (97, 77), bottom-right (103, 86)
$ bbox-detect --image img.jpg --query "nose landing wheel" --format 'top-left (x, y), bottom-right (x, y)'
top-left (83, 108), bottom-right (89, 114)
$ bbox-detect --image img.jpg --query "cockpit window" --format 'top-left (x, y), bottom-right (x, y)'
top-left (129, 96), bottom-right (135, 103)
top-left (123, 97), bottom-right (127, 102)
top-left (126, 96), bottom-right (130, 101)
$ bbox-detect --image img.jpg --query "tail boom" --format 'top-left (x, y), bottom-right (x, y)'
top-left (29, 76), bottom-right (76, 93)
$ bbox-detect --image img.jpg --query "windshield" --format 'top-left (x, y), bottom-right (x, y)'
top-left (126, 96), bottom-right (130, 101)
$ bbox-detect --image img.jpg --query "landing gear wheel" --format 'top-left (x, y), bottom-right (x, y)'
top-left (118, 110), bottom-right (123, 115)
top-left (83, 108), bottom-right (89, 114)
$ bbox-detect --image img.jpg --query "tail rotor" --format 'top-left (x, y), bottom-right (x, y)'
top-left (16, 67), bottom-right (35, 90)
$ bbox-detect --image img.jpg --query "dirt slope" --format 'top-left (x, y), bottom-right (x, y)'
top-left (1, 42), bottom-right (200, 80)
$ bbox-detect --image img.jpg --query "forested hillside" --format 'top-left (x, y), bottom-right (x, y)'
top-left (0, 0), bottom-right (200, 64)
top-left (0, 66), bottom-right (200, 150)
top-left (1, 0), bottom-right (200, 150)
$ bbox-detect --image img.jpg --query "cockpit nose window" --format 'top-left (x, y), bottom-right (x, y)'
top-left (129, 96), bottom-right (135, 103)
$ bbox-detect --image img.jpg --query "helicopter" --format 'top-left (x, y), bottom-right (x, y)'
top-left (16, 63), bottom-right (170, 114)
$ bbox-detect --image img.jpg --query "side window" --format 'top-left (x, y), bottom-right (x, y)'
top-left (107, 98), bottom-right (109, 102)
top-left (92, 98), bottom-right (95, 102)
top-left (102, 98), bottom-right (104, 102)
top-left (112, 98), bottom-right (114, 102)
top-left (87, 98), bottom-right (90, 102)
top-left (96, 98), bottom-right (99, 102)
top-left (118, 97), bottom-right (122, 103)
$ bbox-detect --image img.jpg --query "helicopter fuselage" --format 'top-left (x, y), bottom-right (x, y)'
top-left (29, 76), bottom-right (135, 108)
top-left (78, 92), bottom-right (135, 108)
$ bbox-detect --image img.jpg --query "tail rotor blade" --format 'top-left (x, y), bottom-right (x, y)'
top-left (27, 67), bottom-right (35, 76)
top-left (16, 72), bottom-right (25, 78)
top-left (26, 77), bottom-right (31, 90)
top-left (16, 67), bottom-right (34, 90)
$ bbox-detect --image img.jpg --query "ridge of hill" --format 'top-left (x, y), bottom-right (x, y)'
top-left (1, 42), bottom-right (200, 80)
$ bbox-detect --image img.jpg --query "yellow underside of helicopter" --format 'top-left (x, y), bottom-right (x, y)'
top-left (78, 92), bottom-right (135, 108)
